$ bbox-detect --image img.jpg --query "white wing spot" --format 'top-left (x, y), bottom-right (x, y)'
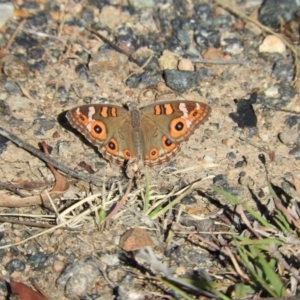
top-left (179, 103), bottom-right (191, 127)
top-left (179, 103), bottom-right (188, 118)
top-left (88, 106), bottom-right (96, 122)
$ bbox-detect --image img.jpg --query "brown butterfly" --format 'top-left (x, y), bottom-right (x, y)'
top-left (66, 101), bottom-right (211, 172)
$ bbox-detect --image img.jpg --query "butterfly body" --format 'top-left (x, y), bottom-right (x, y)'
top-left (66, 100), bottom-right (211, 168)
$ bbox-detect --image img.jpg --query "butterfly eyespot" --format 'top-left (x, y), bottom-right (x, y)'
top-left (165, 138), bottom-right (173, 146)
top-left (162, 136), bottom-right (176, 151)
top-left (149, 148), bottom-right (159, 160)
top-left (90, 121), bottom-right (107, 140)
top-left (94, 125), bottom-right (102, 133)
top-left (106, 138), bottom-right (118, 154)
top-left (170, 117), bottom-right (188, 138)
top-left (108, 141), bottom-right (116, 150)
top-left (175, 122), bottom-right (184, 131)
top-left (123, 149), bottom-right (132, 159)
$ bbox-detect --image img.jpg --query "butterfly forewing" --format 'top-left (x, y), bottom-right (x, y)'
top-left (140, 101), bottom-right (211, 167)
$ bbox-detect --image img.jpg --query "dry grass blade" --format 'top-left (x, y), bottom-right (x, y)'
top-left (103, 177), bottom-right (133, 222)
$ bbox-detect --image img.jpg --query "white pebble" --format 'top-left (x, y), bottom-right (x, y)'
top-left (259, 35), bottom-right (286, 54)
top-left (264, 86), bottom-right (279, 97)
top-left (203, 155), bottom-right (215, 163)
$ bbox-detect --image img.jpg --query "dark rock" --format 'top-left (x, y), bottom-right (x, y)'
top-left (27, 46), bottom-right (45, 60)
top-left (5, 259), bottom-right (25, 273)
top-left (285, 115), bottom-right (300, 128)
top-left (29, 60), bottom-right (47, 72)
top-left (126, 70), bottom-right (161, 89)
top-left (81, 7), bottom-right (94, 24)
top-left (136, 56), bottom-right (160, 71)
top-left (57, 259), bottom-right (101, 298)
top-left (0, 280), bottom-right (8, 295)
top-left (7, 116), bottom-right (24, 127)
top-left (4, 81), bottom-right (21, 93)
top-left (196, 67), bottom-right (214, 81)
top-left (33, 118), bottom-right (56, 133)
top-left (0, 136), bottom-right (9, 155)
top-left (163, 70), bottom-right (197, 93)
top-left (289, 147), bottom-right (300, 160)
top-left (195, 29), bottom-right (220, 49)
top-left (75, 64), bottom-right (89, 80)
top-left (65, 18), bottom-right (84, 28)
top-left (213, 174), bottom-right (228, 186)
top-left (164, 35), bottom-right (184, 53)
top-left (272, 61), bottom-right (294, 81)
top-left (115, 26), bottom-right (140, 53)
top-left (27, 252), bottom-right (47, 269)
top-left (88, 0), bottom-right (109, 10)
top-left (0, 100), bottom-right (11, 116)
top-left (21, 1), bottom-right (40, 9)
top-left (26, 11), bottom-right (49, 28)
top-left (222, 38), bottom-right (243, 55)
top-left (194, 3), bottom-right (213, 20)
top-left (176, 28), bottom-right (191, 46)
top-left (226, 152), bottom-right (236, 160)
top-left (259, 0), bottom-right (299, 29)
top-left (235, 160), bottom-right (246, 168)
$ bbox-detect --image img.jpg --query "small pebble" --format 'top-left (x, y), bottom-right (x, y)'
top-left (129, 0), bottom-right (155, 8)
top-left (235, 160), bottom-right (246, 168)
top-left (213, 174), bottom-right (228, 186)
top-left (163, 70), bottom-right (197, 93)
top-left (289, 147), bottom-right (300, 160)
top-left (0, 3), bottom-right (14, 28)
top-left (89, 50), bottom-right (128, 73)
top-left (178, 58), bottom-right (194, 71)
top-left (272, 61), bottom-right (294, 81)
top-left (278, 130), bottom-right (299, 146)
top-left (202, 47), bottom-right (223, 61)
top-left (222, 138), bottom-right (236, 147)
top-left (98, 6), bottom-right (123, 29)
top-left (203, 154), bottom-right (215, 163)
top-left (158, 50), bottom-right (178, 70)
top-left (221, 38), bottom-right (244, 55)
top-left (5, 259), bottom-right (25, 273)
top-left (57, 260), bottom-right (101, 298)
top-left (258, 132), bottom-right (269, 142)
top-left (258, 35), bottom-right (286, 54)
top-left (53, 260), bottom-right (65, 273)
top-left (226, 152), bottom-right (236, 160)
top-left (264, 86), bottom-right (279, 97)
top-left (2, 55), bottom-right (29, 82)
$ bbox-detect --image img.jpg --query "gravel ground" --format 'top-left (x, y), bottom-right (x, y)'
top-left (0, 0), bottom-right (299, 299)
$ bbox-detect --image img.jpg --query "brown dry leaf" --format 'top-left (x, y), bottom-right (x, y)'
top-left (40, 142), bottom-right (69, 192)
top-left (10, 281), bottom-right (47, 300)
top-left (119, 227), bottom-right (155, 251)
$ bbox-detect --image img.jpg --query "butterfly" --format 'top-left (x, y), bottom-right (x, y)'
top-left (66, 101), bottom-right (211, 173)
